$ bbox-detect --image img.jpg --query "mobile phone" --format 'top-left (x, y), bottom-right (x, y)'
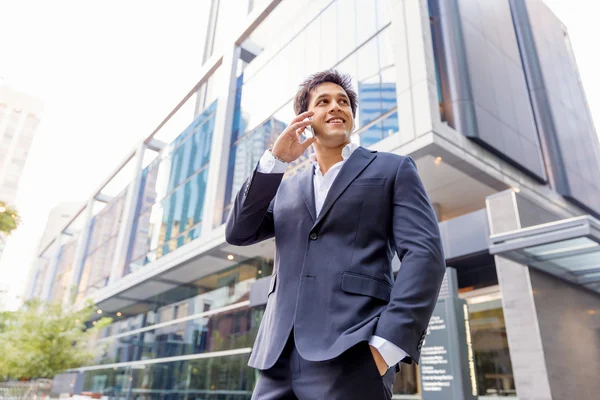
top-left (302, 118), bottom-right (314, 139)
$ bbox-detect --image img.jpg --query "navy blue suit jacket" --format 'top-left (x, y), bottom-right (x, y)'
top-left (226, 146), bottom-right (446, 370)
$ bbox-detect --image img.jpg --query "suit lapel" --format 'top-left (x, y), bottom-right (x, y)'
top-left (313, 147), bottom-right (377, 228)
top-left (298, 163), bottom-right (317, 222)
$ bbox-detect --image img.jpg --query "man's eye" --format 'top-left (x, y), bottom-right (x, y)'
top-left (340, 99), bottom-right (348, 104)
top-left (318, 99), bottom-right (327, 104)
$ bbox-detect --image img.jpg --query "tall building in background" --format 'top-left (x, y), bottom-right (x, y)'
top-left (27, 1), bottom-right (600, 399)
top-left (37, 202), bottom-right (82, 253)
top-left (22, 202), bottom-right (82, 305)
top-left (0, 85), bottom-right (43, 261)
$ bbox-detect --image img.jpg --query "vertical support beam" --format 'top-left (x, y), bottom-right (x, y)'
top-left (67, 198), bottom-right (95, 304)
top-left (23, 258), bottom-right (42, 302)
top-left (108, 142), bottom-right (146, 284)
top-left (486, 190), bottom-right (553, 400)
top-left (202, 44), bottom-right (241, 235)
top-left (40, 237), bottom-right (63, 302)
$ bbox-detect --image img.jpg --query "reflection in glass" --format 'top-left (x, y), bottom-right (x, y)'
top-left (224, 10), bottom-right (397, 221)
top-left (237, 0), bottom-right (390, 135)
top-left (81, 353), bottom-right (255, 400)
top-left (99, 258), bottom-right (273, 336)
top-left (392, 362), bottom-right (419, 395)
top-left (78, 189), bottom-right (128, 300)
top-left (469, 301), bottom-right (515, 396)
top-left (544, 250), bottom-right (600, 271)
top-left (357, 28), bottom-right (398, 146)
top-left (49, 238), bottom-right (78, 302)
top-left (30, 253), bottom-right (52, 299)
top-left (524, 237), bottom-right (598, 258)
top-left (126, 101), bottom-right (217, 274)
top-left (95, 305), bottom-right (265, 366)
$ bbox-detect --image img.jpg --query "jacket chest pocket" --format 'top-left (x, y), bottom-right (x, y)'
top-left (352, 177), bottom-right (387, 186)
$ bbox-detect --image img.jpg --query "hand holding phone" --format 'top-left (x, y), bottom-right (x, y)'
top-left (271, 111), bottom-right (316, 163)
top-left (302, 117), bottom-right (314, 139)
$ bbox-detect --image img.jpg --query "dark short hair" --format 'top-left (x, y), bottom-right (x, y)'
top-left (293, 69), bottom-right (358, 117)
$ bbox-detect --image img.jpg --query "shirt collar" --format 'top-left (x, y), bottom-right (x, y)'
top-left (309, 142), bottom-right (359, 169)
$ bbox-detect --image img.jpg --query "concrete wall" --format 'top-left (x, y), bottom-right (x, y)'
top-left (530, 268), bottom-right (600, 400)
top-left (487, 189), bottom-right (600, 400)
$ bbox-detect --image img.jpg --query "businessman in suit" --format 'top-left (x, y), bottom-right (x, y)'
top-left (226, 70), bottom-right (446, 399)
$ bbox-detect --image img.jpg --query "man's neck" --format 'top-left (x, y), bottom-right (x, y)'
top-left (313, 141), bottom-right (350, 175)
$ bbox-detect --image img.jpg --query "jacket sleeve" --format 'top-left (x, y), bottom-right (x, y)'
top-left (374, 156), bottom-right (446, 364)
top-left (225, 166), bottom-right (284, 246)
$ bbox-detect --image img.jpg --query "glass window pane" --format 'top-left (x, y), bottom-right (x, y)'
top-left (126, 104), bottom-right (215, 275)
top-left (375, 0), bottom-right (392, 29)
top-left (304, 19), bottom-right (321, 76)
top-left (81, 353), bottom-right (255, 397)
top-left (320, 2), bottom-right (338, 69)
top-left (468, 303), bottom-right (516, 396)
top-left (378, 27), bottom-right (394, 71)
top-left (524, 237), bottom-right (598, 257)
top-left (337, 0), bottom-right (358, 60)
top-left (79, 188), bottom-right (128, 299)
top-left (357, 37), bottom-right (380, 82)
top-left (97, 258), bottom-right (273, 335)
top-left (550, 250), bottom-right (600, 271)
top-left (356, 0), bottom-right (378, 45)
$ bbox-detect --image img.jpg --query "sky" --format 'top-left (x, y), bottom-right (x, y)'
top-left (0, 0), bottom-right (599, 310)
top-left (0, 0), bottom-right (210, 309)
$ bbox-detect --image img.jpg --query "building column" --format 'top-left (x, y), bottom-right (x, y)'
top-left (39, 236), bottom-right (63, 302)
top-left (23, 258), bottom-right (42, 302)
top-left (66, 198), bottom-right (95, 305)
top-left (486, 190), bottom-right (553, 400)
top-left (108, 142), bottom-right (146, 284)
top-left (202, 43), bottom-right (241, 235)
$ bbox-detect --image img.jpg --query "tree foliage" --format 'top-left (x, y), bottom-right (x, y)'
top-left (0, 297), bottom-right (111, 380)
top-left (0, 201), bottom-right (21, 235)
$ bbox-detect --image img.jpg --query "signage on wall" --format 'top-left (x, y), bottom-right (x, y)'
top-left (419, 268), bottom-right (477, 400)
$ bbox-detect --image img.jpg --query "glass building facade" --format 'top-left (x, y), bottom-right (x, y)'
top-left (126, 101), bottom-right (217, 273)
top-left (78, 188), bottom-right (128, 300)
top-left (29, 1), bottom-right (600, 399)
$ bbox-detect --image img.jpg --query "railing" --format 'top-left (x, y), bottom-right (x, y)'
top-left (0, 380), bottom-right (52, 400)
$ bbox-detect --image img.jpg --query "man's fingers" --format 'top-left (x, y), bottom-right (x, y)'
top-left (292, 110), bottom-right (314, 123)
top-left (288, 119), bottom-right (312, 133)
top-left (301, 136), bottom-right (316, 151)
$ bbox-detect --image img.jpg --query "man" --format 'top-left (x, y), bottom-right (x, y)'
top-left (226, 70), bottom-right (446, 399)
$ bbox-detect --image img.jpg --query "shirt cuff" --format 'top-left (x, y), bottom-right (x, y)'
top-left (369, 335), bottom-right (408, 369)
top-left (257, 149), bottom-right (288, 174)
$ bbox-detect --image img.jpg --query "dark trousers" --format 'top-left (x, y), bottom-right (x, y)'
top-left (251, 330), bottom-right (396, 400)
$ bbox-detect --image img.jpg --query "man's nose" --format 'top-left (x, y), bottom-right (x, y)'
top-left (328, 100), bottom-right (342, 112)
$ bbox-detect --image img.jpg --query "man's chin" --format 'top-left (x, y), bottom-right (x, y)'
top-left (315, 133), bottom-right (351, 148)
top-left (320, 128), bottom-right (351, 138)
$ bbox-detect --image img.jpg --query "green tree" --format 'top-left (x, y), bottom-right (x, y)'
top-left (0, 201), bottom-right (21, 235)
top-left (0, 296), bottom-right (112, 380)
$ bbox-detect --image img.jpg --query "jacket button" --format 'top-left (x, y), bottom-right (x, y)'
top-left (309, 232), bottom-right (318, 240)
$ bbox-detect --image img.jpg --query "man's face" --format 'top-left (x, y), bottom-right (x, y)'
top-left (307, 82), bottom-right (354, 147)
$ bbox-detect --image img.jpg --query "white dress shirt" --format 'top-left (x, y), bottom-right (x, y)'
top-left (257, 143), bottom-right (409, 369)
